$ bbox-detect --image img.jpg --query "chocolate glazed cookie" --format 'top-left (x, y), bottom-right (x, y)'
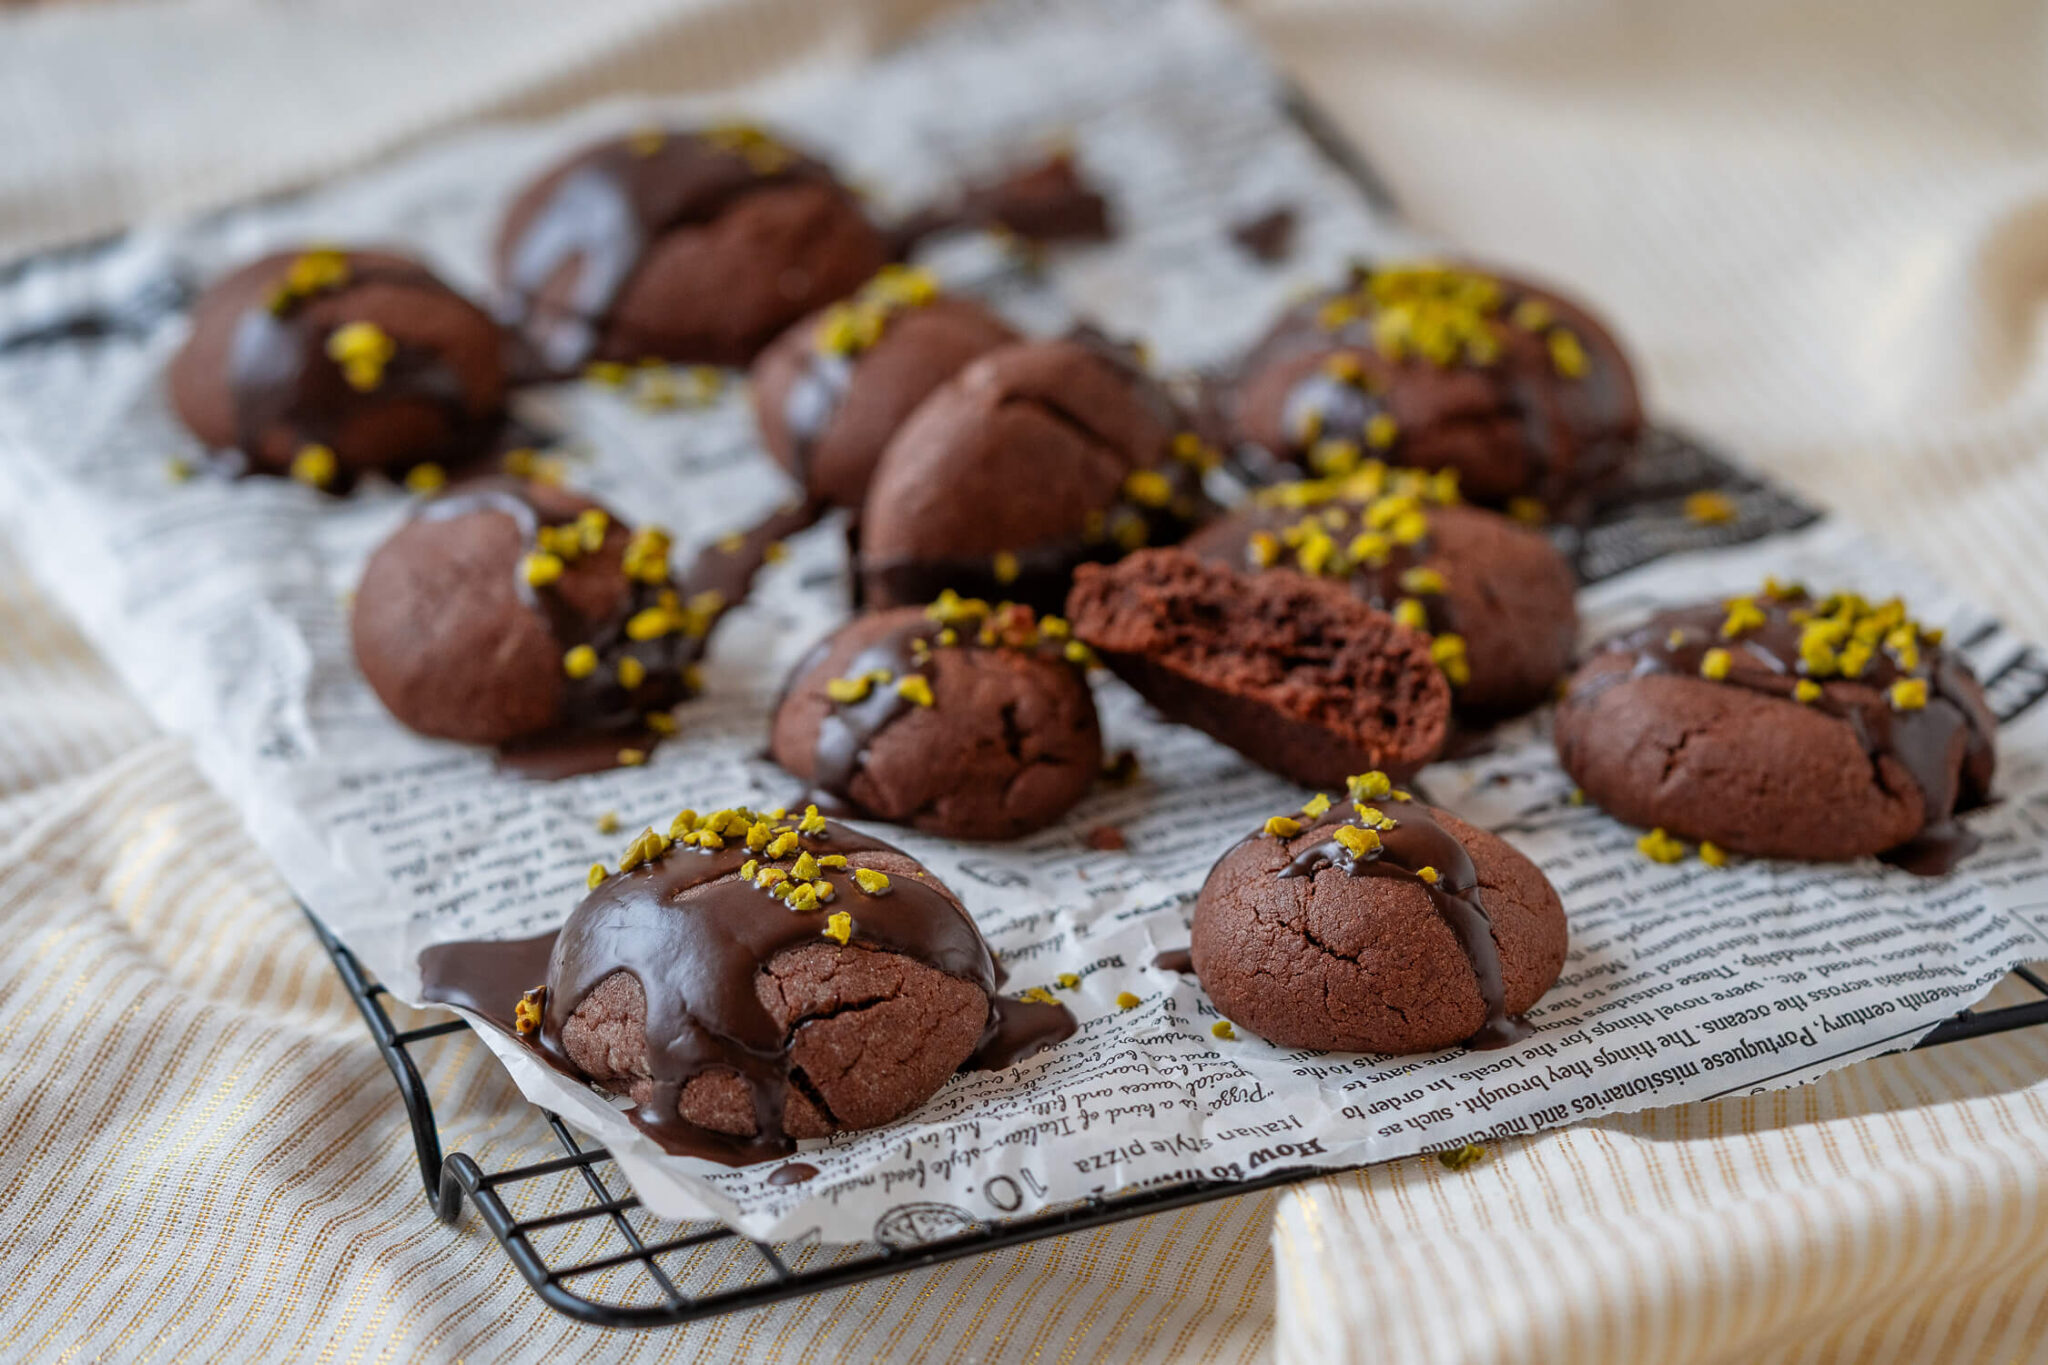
top-left (858, 335), bottom-right (1220, 612)
top-left (1184, 464), bottom-right (1577, 719)
top-left (750, 266), bottom-right (1019, 509)
top-left (168, 247), bottom-right (506, 489)
top-left (351, 478), bottom-right (814, 773)
top-left (1555, 582), bottom-right (1996, 872)
top-left (494, 124), bottom-right (888, 374)
top-left (771, 596), bottom-right (1101, 840)
top-left (1193, 775), bottom-right (1566, 1054)
top-left (420, 808), bottom-right (1077, 1164)
top-left (1228, 261), bottom-right (1641, 519)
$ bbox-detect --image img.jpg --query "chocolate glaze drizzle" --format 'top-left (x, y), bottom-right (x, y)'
top-left (226, 259), bottom-right (491, 483)
top-left (1270, 800), bottom-right (1530, 1050)
top-left (1575, 591), bottom-right (1996, 874)
top-left (499, 131), bottom-right (838, 375)
top-left (418, 817), bottom-right (1074, 1164)
top-left (883, 152), bottom-right (1113, 258)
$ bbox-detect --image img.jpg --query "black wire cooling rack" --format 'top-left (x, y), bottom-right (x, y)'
top-left (309, 910), bottom-right (2048, 1329)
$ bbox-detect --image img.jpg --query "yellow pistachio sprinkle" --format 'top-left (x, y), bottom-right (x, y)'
top-left (593, 810), bottom-right (621, 836)
top-left (1309, 439), bottom-right (1360, 476)
top-left (780, 849), bottom-right (815, 880)
top-left (766, 831), bottom-right (801, 860)
top-left (1667, 629), bottom-right (1689, 650)
top-left (402, 463), bottom-right (446, 494)
top-left (325, 320), bottom-right (395, 392)
top-left (1548, 327), bottom-right (1589, 378)
top-left (822, 911), bottom-right (853, 944)
top-left (1568, 787), bottom-right (1586, 806)
top-left (587, 863), bottom-right (607, 890)
top-left (644, 711), bottom-right (679, 737)
top-left (668, 809), bottom-right (700, 838)
top-left (290, 445), bottom-right (338, 489)
top-left (1794, 679), bottom-right (1822, 704)
top-left (1322, 351), bottom-right (1365, 383)
top-left (787, 883), bottom-right (820, 912)
top-left (1699, 647), bottom-right (1733, 681)
top-left (514, 988), bottom-right (545, 1034)
top-left (1116, 991), bottom-right (1141, 1010)
top-left (1438, 1143), bottom-right (1487, 1172)
top-left (616, 656), bottom-right (646, 690)
top-left (833, 867), bottom-right (887, 899)
top-left (799, 805), bottom-right (828, 834)
top-left (1124, 469), bottom-right (1174, 508)
top-left (896, 674), bottom-right (936, 707)
top-left (991, 550), bottom-right (1021, 584)
top-left (755, 866), bottom-right (789, 890)
top-left (1838, 640), bottom-right (1874, 678)
top-left (1301, 793), bottom-right (1333, 818)
top-left (1415, 866), bottom-right (1440, 884)
top-left (1891, 678), bottom-right (1929, 711)
top-left (1348, 771), bottom-right (1393, 801)
top-left (1364, 413), bottom-right (1399, 449)
top-left (1264, 815), bottom-right (1302, 838)
top-left (561, 645), bottom-right (598, 680)
top-left (1684, 491), bottom-right (1737, 525)
top-left (522, 551), bottom-right (565, 588)
top-left (1211, 1021), bottom-right (1237, 1040)
top-left (1507, 496), bottom-right (1547, 526)
top-left (825, 674), bottom-right (873, 704)
top-left (1700, 841), bottom-right (1730, 869)
top-left (1390, 509), bottom-right (1429, 545)
top-left (1399, 566), bottom-right (1447, 595)
top-left (1354, 805), bottom-right (1395, 829)
top-left (1637, 827), bottom-right (1688, 864)
top-left (1053, 972), bottom-right (1082, 991)
top-left (809, 854), bottom-right (845, 870)
top-left (1333, 824), bottom-right (1381, 857)
top-left (165, 456), bottom-right (197, 483)
top-left (1721, 597), bottom-right (1766, 637)
top-left (1064, 640), bottom-right (1098, 667)
top-left (621, 527), bottom-right (672, 585)
top-left (1017, 986), bottom-right (1058, 1006)
top-left (617, 748), bottom-right (647, 767)
top-left (1511, 298), bottom-right (1553, 332)
top-left (1430, 633), bottom-right (1471, 687)
top-left (1393, 598), bottom-right (1430, 632)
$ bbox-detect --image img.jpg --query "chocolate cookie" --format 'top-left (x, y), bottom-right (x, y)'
top-left (771, 596), bottom-right (1101, 840)
top-left (750, 268), bottom-right (1018, 509)
top-left (352, 478), bottom-right (716, 766)
top-left (1228, 261), bottom-right (1641, 518)
top-left (1185, 464), bottom-right (1578, 718)
top-left (858, 336), bottom-right (1218, 612)
top-left (1193, 776), bottom-right (1565, 1053)
top-left (1555, 582), bottom-right (1996, 872)
top-left (1065, 548), bottom-right (1451, 787)
top-left (168, 247), bottom-right (506, 489)
top-left (534, 808), bottom-right (1071, 1162)
top-left (494, 124), bottom-right (888, 374)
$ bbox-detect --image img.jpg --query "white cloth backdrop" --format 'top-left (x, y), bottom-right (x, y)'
top-left (2, 0), bottom-right (2046, 1361)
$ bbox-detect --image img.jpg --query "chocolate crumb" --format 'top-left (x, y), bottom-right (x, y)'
top-left (1230, 207), bottom-right (1296, 263)
top-left (1086, 825), bottom-right (1127, 851)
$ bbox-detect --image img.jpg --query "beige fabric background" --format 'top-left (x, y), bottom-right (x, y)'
top-left (2, 1), bottom-right (2047, 1361)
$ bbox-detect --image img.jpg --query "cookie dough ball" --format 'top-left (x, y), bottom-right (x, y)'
top-left (1556, 583), bottom-right (1996, 869)
top-left (550, 809), bottom-right (1007, 1156)
top-left (1185, 465), bottom-right (1578, 718)
top-left (494, 125), bottom-right (887, 373)
top-left (858, 336), bottom-right (1218, 612)
top-left (351, 479), bottom-right (696, 748)
top-left (771, 599), bottom-right (1101, 840)
top-left (1193, 788), bottom-right (1566, 1053)
top-left (168, 247), bottom-right (506, 488)
top-left (1066, 548), bottom-right (1451, 788)
top-left (1229, 261), bottom-right (1641, 517)
top-left (751, 269), bottom-right (1018, 509)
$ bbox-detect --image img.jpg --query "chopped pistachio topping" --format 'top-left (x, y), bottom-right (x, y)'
top-left (1211, 1020), bottom-right (1237, 1040)
top-left (799, 805), bottom-right (828, 834)
top-left (644, 712), bottom-right (679, 736)
top-left (1123, 469), bottom-right (1174, 508)
top-left (1700, 648), bottom-right (1733, 681)
top-left (1568, 787), bottom-right (1586, 806)
top-left (514, 987), bottom-right (545, 1034)
top-left (1890, 678), bottom-right (1929, 711)
top-left (1333, 824), bottom-right (1381, 858)
top-left (1364, 413), bottom-right (1399, 449)
top-left (325, 320), bottom-right (395, 392)
top-left (669, 809), bottom-right (700, 838)
top-left (397, 462), bottom-right (446, 495)
top-left (1430, 633), bottom-right (1471, 687)
top-left (1637, 827), bottom-right (1688, 864)
top-left (1507, 496), bottom-right (1547, 525)
top-left (1399, 566), bottom-right (1446, 595)
top-left (1721, 597), bottom-right (1766, 637)
top-left (843, 867), bottom-right (890, 898)
top-left (1667, 629), bottom-right (1689, 650)
top-left (1116, 991), bottom-right (1141, 1010)
top-left (1063, 640), bottom-right (1098, 668)
top-left (616, 656), bottom-right (647, 690)
top-left (1548, 327), bottom-right (1589, 378)
top-left (1301, 793), bottom-right (1333, 818)
top-left (290, 444), bottom-right (338, 489)
top-left (587, 863), bottom-right (607, 890)
top-left (1700, 841), bottom-right (1730, 869)
top-left (1348, 771), bottom-right (1393, 801)
top-left (1052, 972), bottom-right (1082, 990)
top-left (562, 645), bottom-right (598, 679)
top-left (895, 674), bottom-right (936, 708)
top-left (1438, 1143), bottom-right (1487, 1171)
top-left (617, 747), bottom-right (646, 767)
top-left (522, 551), bottom-right (565, 588)
top-left (1684, 491), bottom-right (1737, 525)
top-left (825, 674), bottom-right (874, 704)
top-left (1019, 986), bottom-right (1058, 1006)
top-left (593, 810), bottom-right (621, 836)
top-left (1264, 815), bottom-right (1302, 838)
top-left (788, 883), bottom-right (821, 912)
top-left (1794, 679), bottom-right (1822, 704)
top-left (766, 831), bottom-right (801, 859)
top-left (1393, 598), bottom-right (1430, 632)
